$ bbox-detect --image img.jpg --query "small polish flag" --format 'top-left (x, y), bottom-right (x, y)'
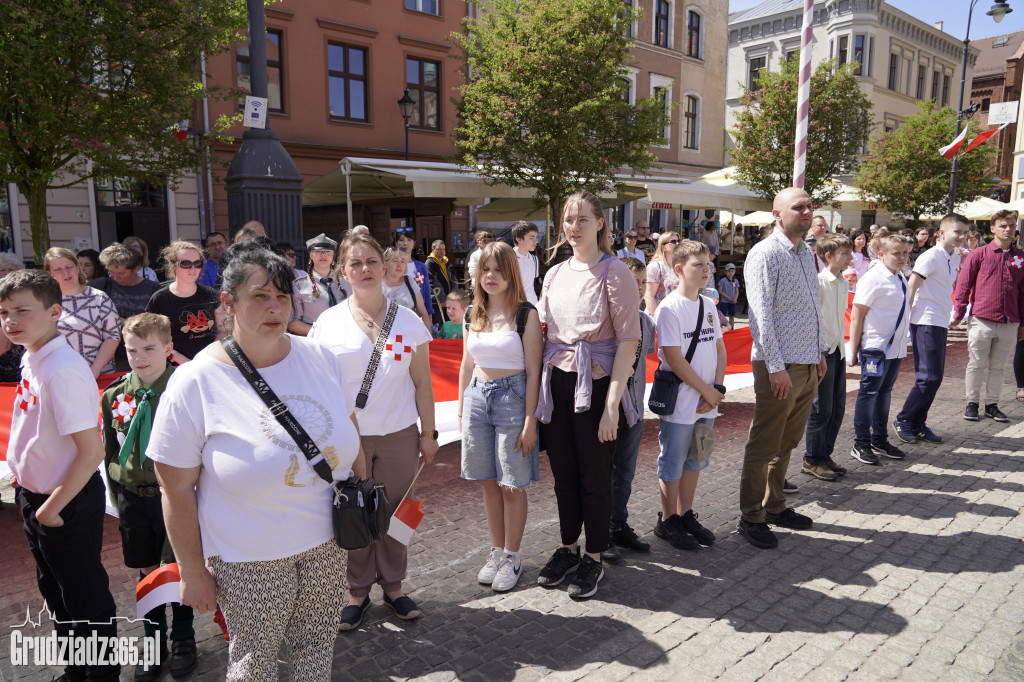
top-left (963, 122), bottom-right (1010, 155)
top-left (136, 563), bottom-right (182, 620)
top-left (387, 499), bottom-right (424, 546)
top-left (939, 127), bottom-right (970, 160)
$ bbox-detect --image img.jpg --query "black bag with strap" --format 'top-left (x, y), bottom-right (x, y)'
top-left (648, 296), bottom-right (704, 416)
top-left (221, 336), bottom-right (390, 550)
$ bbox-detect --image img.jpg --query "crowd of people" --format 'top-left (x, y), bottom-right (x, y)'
top-left (1, 188), bottom-right (1018, 680)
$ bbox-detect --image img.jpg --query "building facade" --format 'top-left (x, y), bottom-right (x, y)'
top-left (970, 31), bottom-right (1024, 198)
top-left (726, 0), bottom-right (979, 229)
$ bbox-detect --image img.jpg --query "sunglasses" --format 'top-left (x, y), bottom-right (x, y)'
top-left (625, 235), bottom-right (637, 239)
top-left (396, 227), bottom-right (414, 233)
top-left (175, 260), bottom-right (204, 269)
top-left (285, 252), bottom-right (296, 258)
top-left (665, 239), bottom-right (680, 245)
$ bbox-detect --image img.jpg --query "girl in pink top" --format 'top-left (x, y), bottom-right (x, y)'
top-left (534, 191), bottom-right (641, 600)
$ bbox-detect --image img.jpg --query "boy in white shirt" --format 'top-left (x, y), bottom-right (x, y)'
top-left (802, 234), bottom-right (853, 482)
top-left (848, 234), bottom-right (911, 465)
top-left (652, 241), bottom-right (726, 551)
top-left (511, 221), bottom-right (539, 304)
top-left (893, 213), bottom-right (969, 444)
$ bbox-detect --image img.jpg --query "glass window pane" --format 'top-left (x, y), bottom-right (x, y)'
top-left (424, 0), bottom-right (437, 13)
top-left (409, 88), bottom-right (421, 126)
top-left (267, 66), bottom-right (282, 110)
top-left (349, 80), bottom-right (365, 121)
top-left (405, 0), bottom-right (416, 8)
top-left (236, 44), bottom-right (249, 58)
top-left (266, 33), bottom-right (280, 62)
top-left (349, 48), bottom-right (364, 76)
top-left (424, 91), bottom-right (438, 128)
top-left (407, 59), bottom-right (419, 84)
top-left (328, 44), bottom-right (344, 71)
top-left (423, 62), bottom-right (438, 87)
top-left (329, 77), bottom-right (346, 118)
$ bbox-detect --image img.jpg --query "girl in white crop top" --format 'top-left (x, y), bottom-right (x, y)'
top-left (457, 241), bottom-right (542, 592)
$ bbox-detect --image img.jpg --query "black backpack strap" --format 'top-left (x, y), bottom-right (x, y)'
top-left (515, 302), bottom-right (535, 339)
top-left (464, 304), bottom-right (473, 327)
top-left (403, 275), bottom-right (417, 304)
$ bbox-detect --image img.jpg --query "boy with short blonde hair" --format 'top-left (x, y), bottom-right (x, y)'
top-left (439, 289), bottom-right (472, 339)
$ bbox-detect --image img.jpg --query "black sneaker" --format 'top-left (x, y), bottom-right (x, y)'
top-left (567, 554), bottom-right (604, 599)
top-left (600, 543), bottom-right (622, 563)
top-left (964, 402), bottom-right (980, 421)
top-left (985, 404), bottom-right (1010, 422)
top-left (915, 425), bottom-right (943, 443)
top-left (872, 440), bottom-right (905, 460)
top-left (826, 457), bottom-right (848, 476)
top-left (852, 444), bottom-right (880, 465)
top-left (537, 547), bottom-right (580, 587)
top-left (892, 419), bottom-right (917, 444)
top-left (737, 519), bottom-right (778, 549)
top-left (679, 509), bottom-right (716, 546)
top-left (654, 512), bottom-right (698, 550)
top-left (765, 507), bottom-right (813, 530)
top-left (783, 479), bottom-right (799, 494)
top-left (610, 523), bottom-right (651, 552)
top-left (168, 637), bottom-right (198, 677)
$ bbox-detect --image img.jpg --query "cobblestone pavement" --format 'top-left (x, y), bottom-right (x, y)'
top-left (2, 329), bottom-right (1023, 681)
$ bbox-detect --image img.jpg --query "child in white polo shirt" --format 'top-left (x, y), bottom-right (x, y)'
top-left (652, 240), bottom-right (726, 551)
top-left (0, 270), bottom-right (120, 682)
top-left (848, 234), bottom-right (911, 465)
top-left (893, 214), bottom-right (970, 445)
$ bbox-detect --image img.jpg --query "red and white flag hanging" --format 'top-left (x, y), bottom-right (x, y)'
top-left (387, 499), bottom-right (424, 546)
top-left (939, 127), bottom-right (970, 160)
top-left (963, 122), bottom-right (1010, 155)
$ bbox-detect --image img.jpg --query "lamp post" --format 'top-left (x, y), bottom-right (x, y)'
top-left (948, 0), bottom-right (1013, 213)
top-left (398, 89), bottom-right (415, 161)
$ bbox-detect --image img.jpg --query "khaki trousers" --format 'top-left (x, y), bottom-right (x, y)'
top-left (965, 317), bottom-right (1019, 405)
top-left (347, 424), bottom-right (420, 598)
top-left (740, 362), bottom-right (818, 523)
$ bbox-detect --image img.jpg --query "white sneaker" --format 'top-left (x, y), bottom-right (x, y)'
top-left (491, 553), bottom-right (522, 593)
top-left (477, 547), bottom-right (503, 585)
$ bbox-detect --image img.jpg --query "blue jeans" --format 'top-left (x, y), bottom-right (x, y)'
top-left (804, 347), bottom-right (847, 464)
top-left (610, 413), bottom-right (643, 530)
top-left (853, 357), bottom-right (903, 446)
top-left (461, 372), bottom-right (540, 488)
top-left (896, 324), bottom-right (947, 429)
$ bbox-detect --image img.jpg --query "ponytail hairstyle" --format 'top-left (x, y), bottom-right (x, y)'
top-left (470, 241), bottom-right (527, 332)
top-left (546, 190), bottom-right (609, 263)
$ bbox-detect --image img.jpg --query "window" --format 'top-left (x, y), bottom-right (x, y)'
top-left (94, 177), bottom-right (167, 209)
top-left (749, 56), bottom-right (766, 90)
top-left (982, 97), bottom-right (991, 111)
top-left (887, 53), bottom-right (899, 91)
top-left (853, 35), bottom-right (865, 75)
top-left (621, 77), bottom-right (633, 104)
top-left (328, 43), bottom-right (367, 122)
top-left (236, 29), bottom-right (284, 113)
top-left (868, 37), bottom-right (875, 76)
top-left (405, 0), bottom-right (438, 14)
top-left (654, 86), bottom-right (669, 141)
top-left (686, 11), bottom-right (701, 59)
top-left (683, 95), bottom-right (699, 149)
top-left (655, 0), bottom-right (670, 48)
top-left (407, 57), bottom-right (440, 130)
top-left (932, 70), bottom-right (941, 103)
top-left (942, 75), bottom-right (951, 106)
top-left (622, 0), bottom-right (633, 37)
top-left (838, 36), bottom-right (848, 66)
top-left (916, 65), bottom-right (926, 99)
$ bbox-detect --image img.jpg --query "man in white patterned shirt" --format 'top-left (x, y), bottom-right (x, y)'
top-left (739, 187), bottom-right (828, 550)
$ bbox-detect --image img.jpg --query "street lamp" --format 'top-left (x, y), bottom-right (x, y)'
top-left (948, 0), bottom-right (1013, 213)
top-left (397, 89), bottom-right (415, 161)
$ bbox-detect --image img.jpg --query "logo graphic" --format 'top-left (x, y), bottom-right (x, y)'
top-left (111, 393), bottom-right (137, 423)
top-left (386, 334), bottom-right (412, 361)
top-left (1011, 255), bottom-right (1023, 269)
top-left (15, 379), bottom-right (37, 412)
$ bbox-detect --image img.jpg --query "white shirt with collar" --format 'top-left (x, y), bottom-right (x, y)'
top-left (852, 263), bottom-right (910, 360)
top-left (7, 335), bottom-right (99, 494)
top-left (616, 247), bottom-right (646, 265)
top-left (515, 249), bottom-right (539, 304)
top-left (910, 244), bottom-right (961, 328)
top-left (818, 267), bottom-right (848, 359)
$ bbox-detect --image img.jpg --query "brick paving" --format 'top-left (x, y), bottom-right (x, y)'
top-left (2, 328), bottom-right (1023, 681)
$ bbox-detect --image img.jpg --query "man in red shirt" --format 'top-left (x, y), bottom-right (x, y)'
top-left (952, 210), bottom-right (1024, 422)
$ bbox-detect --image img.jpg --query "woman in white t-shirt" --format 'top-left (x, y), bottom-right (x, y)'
top-left (458, 241), bottom-right (542, 594)
top-left (309, 232), bottom-right (438, 628)
top-left (148, 241), bottom-right (365, 681)
top-left (382, 246), bottom-right (432, 330)
top-left (644, 231), bottom-right (681, 315)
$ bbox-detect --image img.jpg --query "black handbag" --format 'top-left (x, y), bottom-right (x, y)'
top-left (648, 296), bottom-right (704, 416)
top-left (221, 336), bottom-right (390, 550)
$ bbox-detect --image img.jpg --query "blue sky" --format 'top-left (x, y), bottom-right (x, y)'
top-left (730, 0), bottom-right (1024, 40)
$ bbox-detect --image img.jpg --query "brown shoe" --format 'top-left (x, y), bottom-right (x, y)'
top-left (801, 461), bottom-right (838, 481)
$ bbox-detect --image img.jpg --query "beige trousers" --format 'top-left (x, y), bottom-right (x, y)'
top-left (965, 317), bottom-right (1019, 405)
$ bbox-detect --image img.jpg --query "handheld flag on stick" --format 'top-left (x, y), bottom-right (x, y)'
top-left (387, 459), bottom-right (426, 546)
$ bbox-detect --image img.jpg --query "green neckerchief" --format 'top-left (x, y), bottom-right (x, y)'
top-left (116, 365), bottom-right (172, 469)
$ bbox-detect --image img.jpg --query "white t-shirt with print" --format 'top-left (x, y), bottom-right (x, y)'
top-left (146, 337), bottom-right (359, 562)
top-left (910, 245), bottom-right (960, 328)
top-left (852, 264), bottom-right (909, 360)
top-left (309, 300), bottom-right (432, 436)
top-left (653, 292), bottom-right (723, 425)
top-left (647, 259), bottom-right (679, 304)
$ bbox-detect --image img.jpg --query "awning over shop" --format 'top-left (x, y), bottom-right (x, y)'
top-left (642, 181), bottom-right (772, 211)
top-left (720, 210), bottom-right (775, 226)
top-left (921, 196), bottom-right (1009, 221)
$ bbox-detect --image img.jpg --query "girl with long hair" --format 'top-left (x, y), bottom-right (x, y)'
top-left (846, 229), bottom-right (871, 291)
top-left (289, 234), bottom-right (350, 336)
top-left (644, 231), bottom-right (682, 315)
top-left (534, 191), bottom-right (641, 600)
top-left (458, 241), bottom-right (542, 593)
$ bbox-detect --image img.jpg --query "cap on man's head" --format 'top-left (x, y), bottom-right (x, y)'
top-left (306, 233), bottom-right (338, 251)
top-left (724, 263), bottom-right (736, 270)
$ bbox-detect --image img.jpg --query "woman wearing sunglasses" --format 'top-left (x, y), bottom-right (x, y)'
top-left (644, 232), bottom-right (682, 315)
top-left (146, 241), bottom-right (222, 363)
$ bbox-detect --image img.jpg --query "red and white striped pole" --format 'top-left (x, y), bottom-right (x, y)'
top-left (793, 0), bottom-right (814, 189)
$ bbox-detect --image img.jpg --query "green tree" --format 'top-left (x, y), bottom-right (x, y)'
top-left (730, 55), bottom-right (873, 203)
top-left (857, 100), bottom-right (994, 224)
top-left (451, 0), bottom-right (669, 243)
top-left (0, 0), bottom-right (246, 262)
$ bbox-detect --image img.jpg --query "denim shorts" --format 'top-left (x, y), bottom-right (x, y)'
top-left (461, 371), bottom-right (540, 488)
top-left (657, 417), bottom-right (716, 481)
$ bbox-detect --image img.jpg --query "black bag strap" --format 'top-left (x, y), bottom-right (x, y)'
top-left (515, 302), bottom-right (535, 339)
top-left (883, 276), bottom-right (907, 354)
top-left (355, 301), bottom-right (399, 409)
top-left (403, 275), bottom-right (417, 304)
top-left (685, 296), bottom-right (705, 364)
top-left (221, 336), bottom-right (333, 485)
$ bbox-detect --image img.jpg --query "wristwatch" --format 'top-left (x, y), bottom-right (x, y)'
top-left (713, 384), bottom-right (727, 395)
top-left (424, 430), bottom-right (439, 441)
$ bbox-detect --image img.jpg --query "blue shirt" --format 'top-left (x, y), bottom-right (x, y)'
top-left (197, 259), bottom-right (219, 288)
